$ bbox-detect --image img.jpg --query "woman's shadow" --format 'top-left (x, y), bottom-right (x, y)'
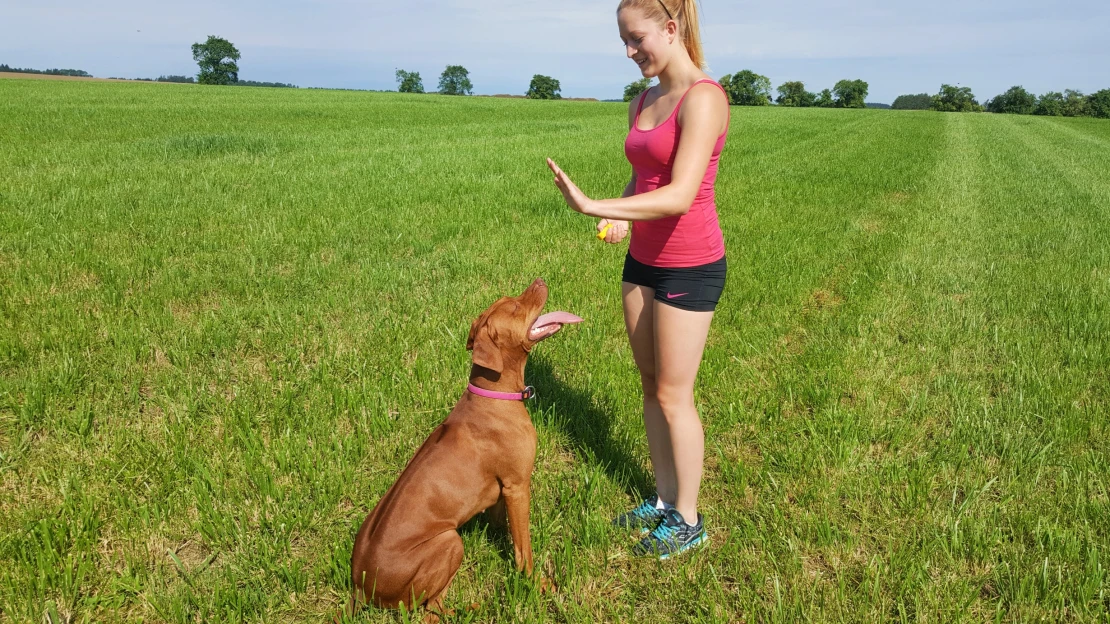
top-left (460, 354), bottom-right (653, 548)
top-left (525, 354), bottom-right (654, 496)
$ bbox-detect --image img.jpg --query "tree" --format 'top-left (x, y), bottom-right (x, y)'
top-left (1034, 92), bottom-right (1065, 116)
top-left (719, 70), bottom-right (771, 106)
top-left (833, 79), bottom-right (868, 108)
top-left (1062, 89), bottom-right (1090, 117)
top-left (814, 88), bottom-right (834, 108)
top-left (776, 81), bottom-right (815, 107)
top-left (1089, 89), bottom-right (1110, 119)
top-left (892, 93), bottom-right (933, 110)
top-left (395, 69), bottom-right (424, 93)
top-left (624, 77), bottom-right (652, 102)
top-left (526, 74), bottom-right (561, 100)
top-left (191, 36), bottom-right (240, 85)
top-left (438, 65), bottom-right (473, 96)
top-left (931, 84), bottom-right (982, 112)
top-left (986, 86), bottom-right (1036, 114)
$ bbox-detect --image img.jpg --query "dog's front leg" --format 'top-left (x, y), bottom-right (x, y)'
top-left (501, 481), bottom-right (534, 576)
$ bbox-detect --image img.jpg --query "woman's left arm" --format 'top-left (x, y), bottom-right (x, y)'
top-left (547, 84), bottom-right (728, 221)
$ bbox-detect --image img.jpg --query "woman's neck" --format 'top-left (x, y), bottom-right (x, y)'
top-left (655, 55), bottom-right (704, 94)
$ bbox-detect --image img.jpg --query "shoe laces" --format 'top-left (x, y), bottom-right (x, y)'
top-left (632, 500), bottom-right (657, 520)
top-left (649, 519), bottom-right (679, 542)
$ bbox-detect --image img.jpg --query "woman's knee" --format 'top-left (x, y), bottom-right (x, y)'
top-left (655, 386), bottom-right (695, 418)
top-left (639, 371), bottom-right (658, 398)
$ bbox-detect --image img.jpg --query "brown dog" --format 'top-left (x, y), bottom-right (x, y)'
top-left (348, 278), bottom-right (581, 621)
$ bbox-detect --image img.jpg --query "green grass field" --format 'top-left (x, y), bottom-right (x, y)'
top-left (1, 77), bottom-right (1108, 623)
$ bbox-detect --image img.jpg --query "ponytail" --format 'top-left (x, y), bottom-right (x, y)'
top-left (617, 0), bottom-right (706, 69)
top-left (677, 0), bottom-right (705, 70)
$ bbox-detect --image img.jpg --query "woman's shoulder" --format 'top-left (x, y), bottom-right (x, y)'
top-left (680, 80), bottom-right (729, 114)
top-left (676, 79), bottom-right (729, 134)
top-left (687, 77), bottom-right (727, 99)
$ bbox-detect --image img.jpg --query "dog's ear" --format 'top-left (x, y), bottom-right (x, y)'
top-left (470, 326), bottom-right (504, 373)
top-left (466, 308), bottom-right (491, 350)
top-left (467, 310), bottom-right (504, 373)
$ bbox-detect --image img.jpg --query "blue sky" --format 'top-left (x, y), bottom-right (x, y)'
top-left (2, 0), bottom-right (1107, 103)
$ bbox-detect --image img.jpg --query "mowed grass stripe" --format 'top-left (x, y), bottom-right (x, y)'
top-left (685, 112), bottom-right (959, 622)
top-left (815, 112), bottom-right (1110, 621)
top-left (954, 112), bottom-right (1109, 621)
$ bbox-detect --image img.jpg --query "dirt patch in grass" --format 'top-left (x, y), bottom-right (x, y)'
top-left (858, 217), bottom-right (883, 234)
top-left (168, 294), bottom-right (223, 324)
top-left (0, 251), bottom-right (20, 274)
top-left (65, 271), bottom-right (102, 294)
top-left (809, 288), bottom-right (845, 310)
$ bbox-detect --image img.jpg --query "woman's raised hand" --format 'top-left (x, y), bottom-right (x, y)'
top-left (546, 158), bottom-right (596, 216)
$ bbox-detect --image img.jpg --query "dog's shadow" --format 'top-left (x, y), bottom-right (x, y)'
top-left (460, 353), bottom-right (652, 552)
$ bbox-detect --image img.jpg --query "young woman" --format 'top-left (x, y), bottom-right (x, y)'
top-left (546, 0), bottom-right (730, 558)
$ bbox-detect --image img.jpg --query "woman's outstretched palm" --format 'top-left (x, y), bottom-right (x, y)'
top-left (546, 158), bottom-right (593, 215)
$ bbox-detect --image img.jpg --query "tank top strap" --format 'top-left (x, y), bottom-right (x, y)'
top-left (675, 79), bottom-right (730, 130)
top-left (675, 79), bottom-right (725, 110)
top-left (634, 88), bottom-right (650, 122)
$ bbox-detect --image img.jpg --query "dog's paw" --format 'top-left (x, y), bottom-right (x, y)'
top-left (537, 576), bottom-right (557, 594)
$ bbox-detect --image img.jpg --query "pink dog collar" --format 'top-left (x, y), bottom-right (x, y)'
top-left (467, 383), bottom-right (535, 401)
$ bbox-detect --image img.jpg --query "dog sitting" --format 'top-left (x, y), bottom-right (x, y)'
top-left (348, 278), bottom-right (581, 622)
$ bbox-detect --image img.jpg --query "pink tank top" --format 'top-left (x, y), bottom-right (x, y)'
top-left (624, 79), bottom-right (728, 267)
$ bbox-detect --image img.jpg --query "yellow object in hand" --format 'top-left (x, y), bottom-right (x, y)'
top-left (597, 223), bottom-right (613, 240)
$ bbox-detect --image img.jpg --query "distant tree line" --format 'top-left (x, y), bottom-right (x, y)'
top-left (234, 79), bottom-right (297, 88)
top-left (397, 66), bottom-right (566, 99)
top-left (0, 64), bottom-right (90, 77)
top-left (15, 47), bottom-right (1110, 117)
top-left (395, 66), bottom-right (476, 95)
top-left (984, 86), bottom-right (1110, 118)
top-left (105, 74), bottom-right (294, 87)
top-left (395, 65), bottom-right (575, 99)
top-left (767, 78), bottom-right (870, 108)
top-left (2, 65), bottom-right (211, 85)
top-left (929, 85), bottom-right (983, 112)
top-left (621, 72), bottom-right (871, 108)
top-left (892, 85), bottom-right (1108, 118)
top-left (106, 75), bottom-right (195, 83)
top-left (891, 94), bottom-right (932, 110)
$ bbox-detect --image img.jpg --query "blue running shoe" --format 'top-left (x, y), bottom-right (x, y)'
top-left (632, 508), bottom-right (707, 559)
top-left (612, 494), bottom-right (666, 533)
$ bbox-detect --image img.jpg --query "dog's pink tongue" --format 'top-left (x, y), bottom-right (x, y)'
top-left (531, 311), bottom-right (583, 331)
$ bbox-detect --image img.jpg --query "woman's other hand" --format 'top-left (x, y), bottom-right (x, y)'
top-left (597, 219), bottom-right (629, 244)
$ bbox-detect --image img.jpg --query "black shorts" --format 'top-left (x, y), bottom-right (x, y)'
top-left (622, 253), bottom-right (727, 312)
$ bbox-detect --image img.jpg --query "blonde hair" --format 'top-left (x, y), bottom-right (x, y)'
top-left (617, 0), bottom-right (706, 70)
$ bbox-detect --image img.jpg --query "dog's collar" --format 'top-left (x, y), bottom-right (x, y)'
top-left (467, 383), bottom-right (535, 401)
